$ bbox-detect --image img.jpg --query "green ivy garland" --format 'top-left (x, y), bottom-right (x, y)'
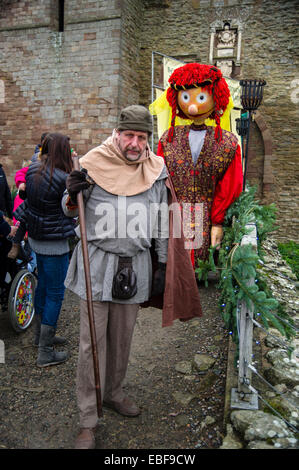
top-left (195, 185), bottom-right (295, 348)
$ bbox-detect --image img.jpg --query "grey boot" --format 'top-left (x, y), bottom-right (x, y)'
top-left (37, 324), bottom-right (68, 367)
top-left (34, 315), bottom-right (67, 347)
top-left (34, 314), bottom-right (42, 346)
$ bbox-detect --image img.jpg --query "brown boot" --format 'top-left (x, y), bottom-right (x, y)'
top-left (7, 243), bottom-right (20, 259)
top-left (103, 396), bottom-right (140, 417)
top-left (75, 427), bottom-right (96, 449)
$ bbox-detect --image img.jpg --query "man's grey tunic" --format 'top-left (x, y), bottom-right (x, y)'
top-left (62, 166), bottom-right (168, 304)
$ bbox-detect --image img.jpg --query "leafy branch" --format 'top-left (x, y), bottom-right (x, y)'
top-left (196, 185), bottom-right (295, 346)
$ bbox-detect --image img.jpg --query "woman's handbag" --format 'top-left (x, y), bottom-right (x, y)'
top-left (112, 257), bottom-right (137, 300)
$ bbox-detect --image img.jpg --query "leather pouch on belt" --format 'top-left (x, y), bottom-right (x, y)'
top-left (112, 257), bottom-right (137, 300)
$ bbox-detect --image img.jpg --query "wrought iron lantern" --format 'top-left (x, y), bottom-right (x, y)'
top-left (240, 79), bottom-right (266, 111)
top-left (239, 79), bottom-right (266, 189)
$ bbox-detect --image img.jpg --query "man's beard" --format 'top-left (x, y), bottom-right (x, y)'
top-left (124, 148), bottom-right (142, 161)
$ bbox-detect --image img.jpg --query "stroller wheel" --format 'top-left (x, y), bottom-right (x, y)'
top-left (8, 269), bottom-right (36, 332)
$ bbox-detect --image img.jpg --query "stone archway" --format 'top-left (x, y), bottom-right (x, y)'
top-left (253, 110), bottom-right (276, 204)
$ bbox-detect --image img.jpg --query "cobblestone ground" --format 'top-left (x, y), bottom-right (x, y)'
top-left (0, 281), bottom-right (229, 450)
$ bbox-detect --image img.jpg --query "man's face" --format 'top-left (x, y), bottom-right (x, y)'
top-left (116, 130), bottom-right (148, 161)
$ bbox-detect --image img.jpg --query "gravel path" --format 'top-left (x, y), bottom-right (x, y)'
top-left (0, 281), bottom-right (229, 449)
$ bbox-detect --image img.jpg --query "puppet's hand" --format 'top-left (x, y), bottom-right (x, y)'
top-left (211, 225), bottom-right (223, 250)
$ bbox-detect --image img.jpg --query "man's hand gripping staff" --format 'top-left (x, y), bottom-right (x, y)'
top-left (66, 169), bottom-right (90, 204)
top-left (67, 158), bottom-right (103, 419)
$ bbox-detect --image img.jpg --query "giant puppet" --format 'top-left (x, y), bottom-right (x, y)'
top-left (155, 63), bottom-right (243, 267)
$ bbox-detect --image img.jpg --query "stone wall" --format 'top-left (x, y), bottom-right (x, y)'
top-left (245, 120), bottom-right (265, 201)
top-left (118, 0), bottom-right (144, 109)
top-left (0, 0), bottom-right (122, 183)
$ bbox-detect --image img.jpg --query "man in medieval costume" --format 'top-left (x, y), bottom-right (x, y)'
top-left (63, 105), bottom-right (202, 449)
top-left (155, 63), bottom-right (243, 267)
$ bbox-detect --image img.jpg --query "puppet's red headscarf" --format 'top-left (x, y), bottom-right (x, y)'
top-left (166, 63), bottom-right (230, 142)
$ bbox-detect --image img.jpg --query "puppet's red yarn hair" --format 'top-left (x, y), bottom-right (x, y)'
top-left (166, 63), bottom-right (230, 142)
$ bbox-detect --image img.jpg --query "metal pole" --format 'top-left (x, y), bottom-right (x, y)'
top-left (242, 110), bottom-right (252, 190)
top-left (72, 156), bottom-right (102, 418)
top-left (231, 223), bottom-right (258, 410)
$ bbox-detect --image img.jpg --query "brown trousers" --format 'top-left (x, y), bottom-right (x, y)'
top-left (76, 299), bottom-right (139, 428)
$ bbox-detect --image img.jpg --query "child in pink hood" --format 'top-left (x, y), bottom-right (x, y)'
top-left (13, 166), bottom-right (28, 222)
top-left (8, 165), bottom-right (29, 258)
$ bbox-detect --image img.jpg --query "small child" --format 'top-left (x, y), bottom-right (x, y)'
top-left (7, 165), bottom-right (28, 260)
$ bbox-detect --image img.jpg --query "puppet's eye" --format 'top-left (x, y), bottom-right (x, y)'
top-left (196, 92), bottom-right (208, 104)
top-left (181, 92), bottom-right (190, 103)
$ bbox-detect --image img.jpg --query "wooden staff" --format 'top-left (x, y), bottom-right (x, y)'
top-left (72, 155), bottom-right (102, 418)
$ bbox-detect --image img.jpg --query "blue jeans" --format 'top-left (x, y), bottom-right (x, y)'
top-left (34, 253), bottom-right (69, 328)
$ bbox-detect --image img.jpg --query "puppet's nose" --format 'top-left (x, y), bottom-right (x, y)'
top-left (188, 104), bottom-right (199, 115)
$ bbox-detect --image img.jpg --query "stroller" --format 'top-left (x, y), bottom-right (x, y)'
top-left (0, 241), bottom-right (37, 333)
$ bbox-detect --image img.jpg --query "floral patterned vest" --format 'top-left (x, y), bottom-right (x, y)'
top-left (160, 125), bottom-right (238, 261)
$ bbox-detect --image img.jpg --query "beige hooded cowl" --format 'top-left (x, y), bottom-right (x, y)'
top-left (79, 133), bottom-right (165, 196)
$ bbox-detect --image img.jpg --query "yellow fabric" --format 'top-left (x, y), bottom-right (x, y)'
top-left (149, 88), bottom-right (234, 138)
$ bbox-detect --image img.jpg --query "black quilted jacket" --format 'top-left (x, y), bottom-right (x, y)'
top-left (14, 162), bottom-right (75, 241)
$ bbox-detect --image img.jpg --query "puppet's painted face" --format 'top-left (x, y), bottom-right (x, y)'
top-left (177, 87), bottom-right (215, 124)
